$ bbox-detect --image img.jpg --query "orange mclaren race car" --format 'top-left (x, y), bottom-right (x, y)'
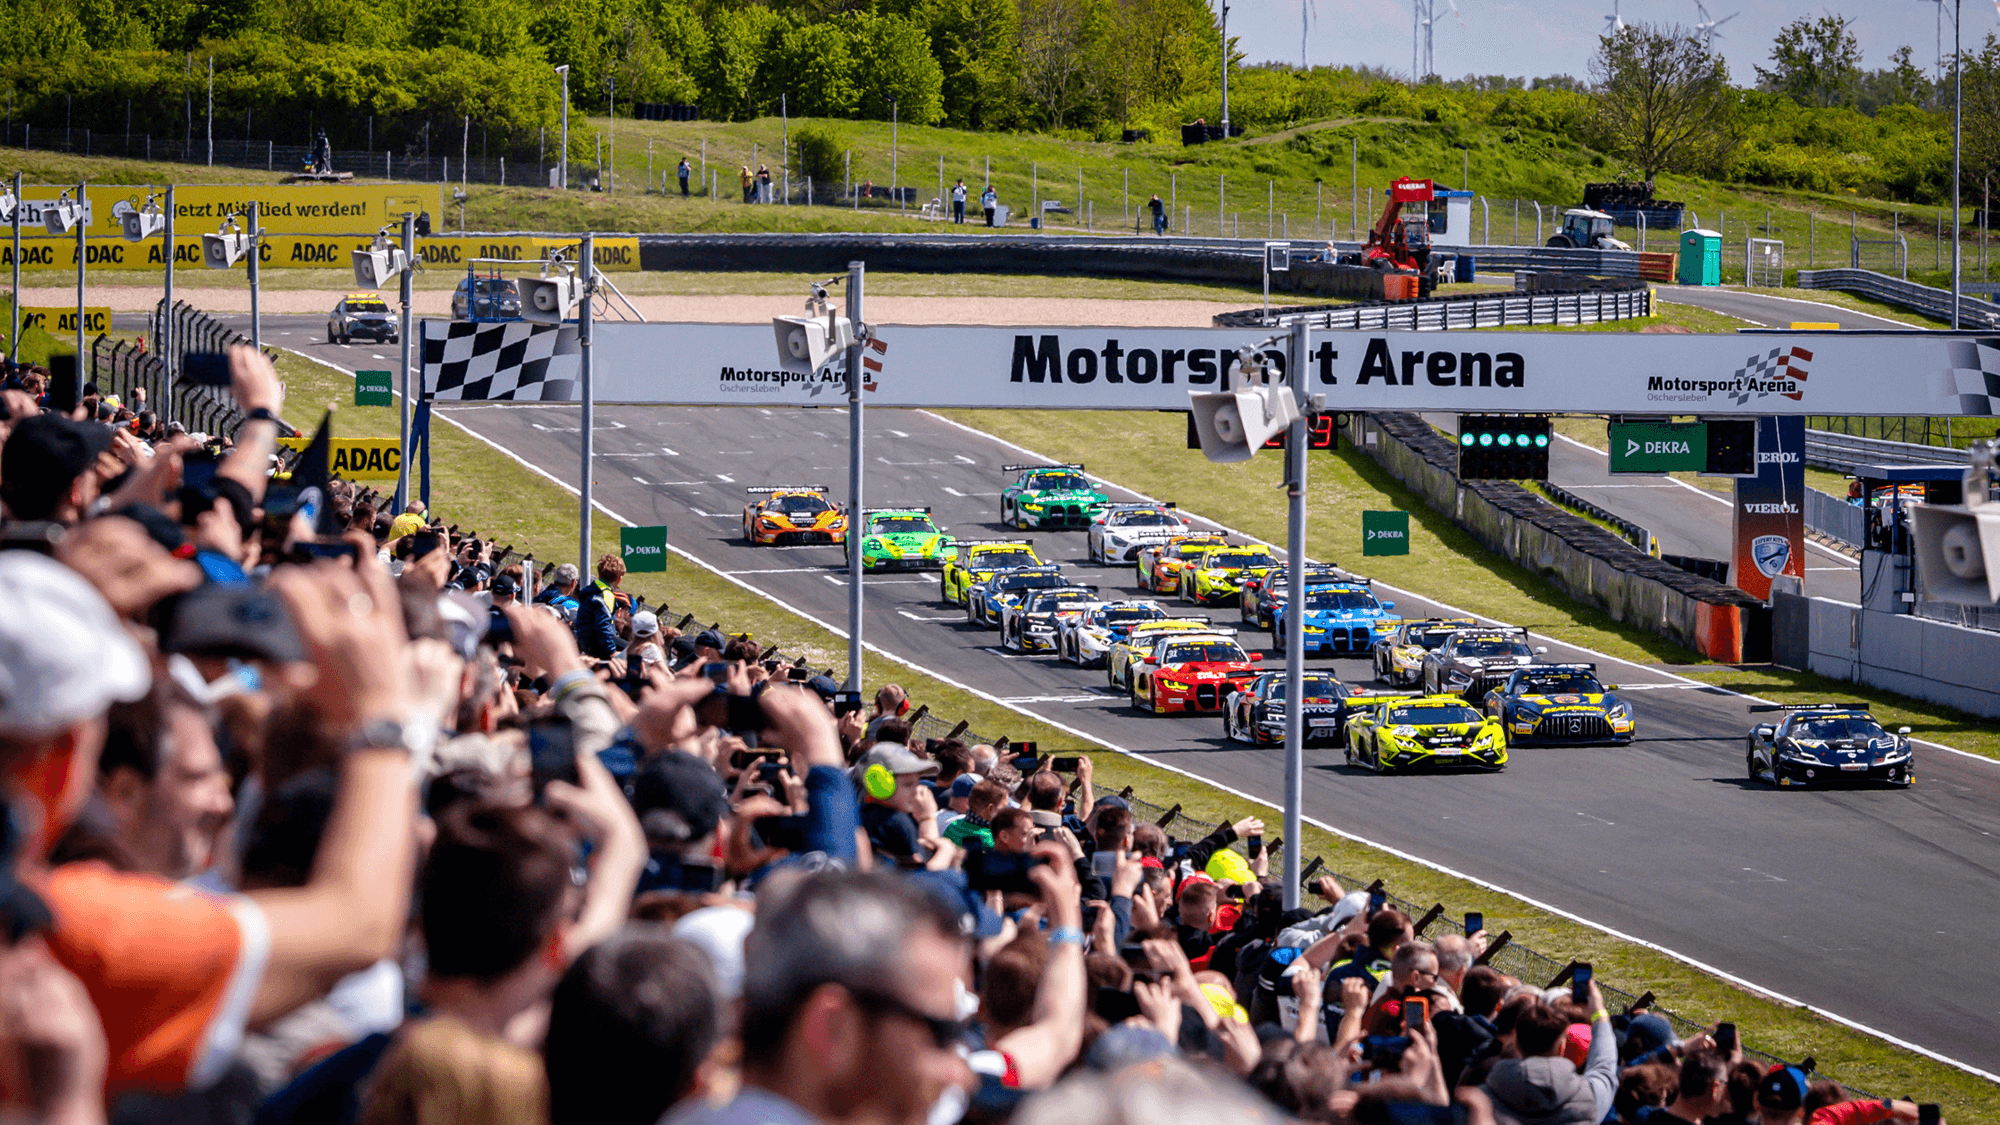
top-left (741, 485), bottom-right (849, 546)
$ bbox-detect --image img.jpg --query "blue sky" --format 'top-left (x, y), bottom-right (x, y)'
top-left (1227, 0), bottom-right (2000, 86)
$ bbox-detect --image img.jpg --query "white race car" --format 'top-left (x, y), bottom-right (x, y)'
top-left (1086, 503), bottom-right (1189, 565)
top-left (999, 586), bottom-right (1103, 653)
top-left (1057, 600), bottom-right (1171, 667)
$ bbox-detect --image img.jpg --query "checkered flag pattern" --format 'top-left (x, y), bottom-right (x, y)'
top-left (1930, 338), bottom-right (2000, 416)
top-left (422, 321), bottom-right (582, 402)
top-left (1727, 346), bottom-right (1812, 405)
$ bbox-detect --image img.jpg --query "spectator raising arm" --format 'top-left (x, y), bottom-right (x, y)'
top-left (995, 843), bottom-right (1086, 1089)
top-left (214, 347), bottom-right (285, 508)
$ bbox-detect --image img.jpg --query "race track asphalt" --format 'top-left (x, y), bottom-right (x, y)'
top-left (200, 308), bottom-right (2000, 1076)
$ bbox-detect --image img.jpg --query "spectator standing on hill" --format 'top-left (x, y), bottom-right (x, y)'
top-left (740, 166), bottom-right (754, 204)
top-left (757, 165), bottom-right (773, 203)
top-left (982, 184), bottom-right (998, 226)
top-left (1149, 193), bottom-right (1167, 235)
top-left (678, 157), bottom-right (691, 197)
top-left (952, 179), bottom-right (967, 224)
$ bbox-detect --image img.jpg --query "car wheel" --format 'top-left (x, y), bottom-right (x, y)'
top-left (326, 328), bottom-right (336, 344)
top-left (1746, 746), bottom-right (1763, 783)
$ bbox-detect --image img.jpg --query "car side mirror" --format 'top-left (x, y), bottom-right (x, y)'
top-left (1533, 646), bottom-right (1548, 654)
top-left (1381, 601), bottom-right (1396, 611)
top-left (1898, 726), bottom-right (1912, 735)
top-left (1753, 724), bottom-right (1775, 737)
top-left (1246, 654), bottom-right (1262, 661)
top-left (1604, 684), bottom-right (1619, 691)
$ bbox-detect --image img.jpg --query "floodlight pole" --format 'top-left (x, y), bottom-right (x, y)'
top-left (1219, 0), bottom-right (1231, 136)
top-left (844, 259), bottom-right (866, 692)
top-left (73, 181), bottom-right (84, 376)
top-left (1280, 317), bottom-right (1309, 911)
top-left (394, 212), bottom-right (414, 513)
top-left (556, 65), bottom-right (570, 191)
top-left (160, 185), bottom-right (174, 428)
top-left (246, 200), bottom-right (260, 355)
top-left (578, 233), bottom-right (596, 575)
top-left (10, 171), bottom-right (20, 367)
top-left (1950, 0), bottom-right (1961, 328)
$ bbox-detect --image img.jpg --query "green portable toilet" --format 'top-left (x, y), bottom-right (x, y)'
top-left (1679, 229), bottom-right (1722, 286)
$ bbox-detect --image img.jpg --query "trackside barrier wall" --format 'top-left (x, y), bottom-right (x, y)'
top-left (1795, 268), bottom-right (2000, 328)
top-left (1214, 286), bottom-right (1652, 331)
top-left (1803, 487), bottom-right (1867, 548)
top-left (1346, 412), bottom-right (1767, 662)
top-left (1771, 585), bottom-right (2000, 717)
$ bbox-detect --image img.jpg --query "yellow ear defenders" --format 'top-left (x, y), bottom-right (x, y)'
top-left (863, 762), bottom-right (898, 800)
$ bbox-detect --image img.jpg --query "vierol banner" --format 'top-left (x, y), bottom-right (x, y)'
top-left (420, 320), bottom-right (2000, 418)
top-left (1731, 416), bottom-right (1806, 602)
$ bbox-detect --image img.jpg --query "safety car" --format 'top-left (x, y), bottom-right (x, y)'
top-left (999, 464), bottom-right (1108, 529)
top-left (1420, 627), bottom-right (1547, 700)
top-left (1106, 618), bottom-right (1219, 691)
top-left (1136, 534), bottom-right (1229, 595)
top-left (939, 540), bottom-right (1041, 606)
top-left (1057, 600), bottom-right (1171, 667)
top-left (1087, 503), bottom-right (1189, 564)
top-left (848, 507), bottom-right (951, 571)
top-left (966, 565), bottom-right (1073, 628)
top-left (1221, 671), bottom-right (1352, 746)
top-left (327, 294), bottom-right (398, 344)
top-left (1344, 696), bottom-right (1508, 773)
top-left (1746, 703), bottom-right (1914, 788)
top-left (999, 586), bottom-right (1103, 652)
top-left (1180, 544), bottom-right (1279, 607)
top-left (1371, 618), bottom-right (1478, 686)
top-left (1270, 581), bottom-right (1398, 655)
top-left (741, 485), bottom-right (848, 546)
top-left (1240, 565), bottom-right (1346, 629)
top-left (1128, 631), bottom-right (1261, 715)
top-left (1483, 663), bottom-right (1633, 745)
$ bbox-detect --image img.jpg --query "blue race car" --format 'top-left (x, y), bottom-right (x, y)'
top-left (1271, 581), bottom-right (1398, 655)
top-left (1482, 663), bottom-right (1635, 745)
top-left (966, 565), bottom-right (1072, 628)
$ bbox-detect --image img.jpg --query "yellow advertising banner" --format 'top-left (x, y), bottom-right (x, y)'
top-left (14, 184), bottom-right (435, 239)
top-left (276, 436), bottom-right (402, 481)
top-left (20, 306), bottom-right (112, 334)
top-left (0, 234), bottom-right (640, 272)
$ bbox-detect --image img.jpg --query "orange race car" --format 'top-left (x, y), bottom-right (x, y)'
top-left (1135, 534), bottom-right (1227, 596)
top-left (741, 485), bottom-right (849, 546)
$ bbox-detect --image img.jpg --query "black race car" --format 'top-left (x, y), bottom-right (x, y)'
top-left (1221, 671), bottom-right (1352, 747)
top-left (1745, 703), bottom-right (1915, 788)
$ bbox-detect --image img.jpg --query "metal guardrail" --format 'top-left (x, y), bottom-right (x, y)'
top-left (1805, 428), bottom-right (1969, 473)
top-left (1539, 480), bottom-right (1659, 555)
top-left (1222, 287), bottom-right (1652, 331)
top-left (1804, 486), bottom-right (1867, 548)
top-left (1796, 267), bottom-right (2000, 328)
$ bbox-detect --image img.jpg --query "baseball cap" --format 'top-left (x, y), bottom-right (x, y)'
top-left (162, 583), bottom-right (306, 664)
top-left (631, 610), bottom-right (659, 638)
top-left (857, 741), bottom-right (940, 779)
top-left (906, 868), bottom-right (1005, 939)
top-left (673, 905), bottom-right (754, 1000)
top-left (949, 773), bottom-right (982, 799)
top-left (114, 503), bottom-right (193, 558)
top-left (1205, 848), bottom-right (1254, 886)
top-left (804, 674), bottom-right (840, 702)
top-left (628, 751), bottom-right (731, 844)
top-left (694, 628), bottom-right (727, 652)
top-left (491, 574), bottom-right (518, 598)
top-left (1757, 1066), bottom-right (1809, 1112)
top-left (1, 413), bottom-right (114, 521)
top-left (0, 552), bottom-right (150, 736)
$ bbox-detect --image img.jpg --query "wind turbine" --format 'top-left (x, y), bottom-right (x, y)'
top-left (1692, 0), bottom-right (1738, 48)
top-left (1605, 0), bottom-right (1625, 34)
top-left (1411, 0), bottom-right (1466, 80)
top-left (1302, 0), bottom-right (1316, 69)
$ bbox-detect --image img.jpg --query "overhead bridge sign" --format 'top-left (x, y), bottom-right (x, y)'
top-left (1608, 422), bottom-right (1707, 474)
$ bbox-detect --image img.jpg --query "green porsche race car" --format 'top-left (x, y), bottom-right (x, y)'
top-left (1344, 695), bottom-right (1508, 773)
top-left (847, 507), bottom-right (952, 571)
top-left (1000, 464), bottom-right (1109, 530)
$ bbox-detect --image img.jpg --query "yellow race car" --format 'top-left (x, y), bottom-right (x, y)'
top-left (939, 539), bottom-right (1042, 606)
top-left (1136, 534), bottom-right (1228, 596)
top-left (1371, 618), bottom-right (1478, 686)
top-left (1344, 695), bottom-right (1508, 773)
top-left (1180, 544), bottom-right (1277, 607)
top-left (742, 485), bottom-right (847, 546)
top-left (1105, 617), bottom-right (1218, 692)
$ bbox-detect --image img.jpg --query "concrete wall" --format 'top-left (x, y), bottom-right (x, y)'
top-left (1772, 587), bottom-right (2000, 717)
top-left (1351, 413), bottom-right (1764, 660)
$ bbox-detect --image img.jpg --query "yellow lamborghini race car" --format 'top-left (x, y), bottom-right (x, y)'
top-left (939, 539), bottom-right (1042, 606)
top-left (1180, 544), bottom-right (1277, 607)
top-left (1344, 695), bottom-right (1508, 773)
top-left (742, 486), bottom-right (847, 546)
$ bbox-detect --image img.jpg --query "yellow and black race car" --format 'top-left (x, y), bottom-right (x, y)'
top-left (1344, 695), bottom-right (1508, 772)
top-left (1372, 618), bottom-right (1478, 686)
top-left (1483, 663), bottom-right (1634, 745)
top-left (939, 539), bottom-right (1042, 606)
top-left (1136, 534), bottom-right (1228, 596)
top-left (742, 485), bottom-right (848, 546)
top-left (1180, 544), bottom-right (1277, 607)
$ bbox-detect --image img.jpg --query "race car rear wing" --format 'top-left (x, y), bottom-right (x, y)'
top-left (1345, 689), bottom-right (1425, 701)
top-left (1749, 702), bottom-right (1872, 712)
top-left (746, 485), bottom-right (830, 494)
top-left (1002, 463), bottom-right (1086, 473)
top-left (1522, 662), bottom-right (1598, 673)
top-left (954, 538), bottom-right (1036, 547)
top-left (862, 506), bottom-right (932, 514)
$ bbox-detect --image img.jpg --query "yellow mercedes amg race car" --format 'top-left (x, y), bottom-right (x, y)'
top-left (742, 486), bottom-right (848, 546)
top-left (939, 539), bottom-right (1042, 606)
top-left (1105, 617), bottom-right (1218, 692)
top-left (1180, 544), bottom-right (1277, 607)
top-left (1344, 695), bottom-right (1508, 773)
top-left (1136, 534), bottom-right (1228, 596)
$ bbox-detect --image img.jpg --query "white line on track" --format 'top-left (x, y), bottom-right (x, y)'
top-left (732, 567), bottom-right (831, 575)
top-left (890, 429), bottom-right (911, 437)
top-left (898, 610), bottom-right (964, 622)
top-left (942, 487), bottom-right (965, 496)
top-left (631, 476), bottom-right (647, 483)
top-left (286, 348), bottom-right (1999, 1085)
top-left (714, 474), bottom-right (734, 483)
top-left (661, 446), bottom-right (682, 456)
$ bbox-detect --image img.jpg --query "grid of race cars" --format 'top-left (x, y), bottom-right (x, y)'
top-left (741, 471), bottom-right (1917, 787)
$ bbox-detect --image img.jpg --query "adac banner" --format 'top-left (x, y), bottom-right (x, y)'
top-left (419, 321), bottom-right (2000, 418)
top-left (0, 234), bottom-right (640, 272)
top-left (12, 185), bottom-right (433, 239)
top-left (1730, 416), bottom-right (1806, 602)
top-left (20, 306), bottom-right (112, 334)
top-left (275, 436), bottom-right (402, 481)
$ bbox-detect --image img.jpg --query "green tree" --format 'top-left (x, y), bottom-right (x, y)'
top-left (1016, 0), bottom-right (1104, 128)
top-left (1756, 14), bottom-right (1860, 109)
top-left (764, 19), bottom-right (859, 118)
top-left (927, 0), bottom-right (1019, 128)
top-left (694, 6), bottom-right (780, 120)
top-left (847, 12), bottom-right (944, 124)
top-left (1589, 22), bottom-right (1736, 181)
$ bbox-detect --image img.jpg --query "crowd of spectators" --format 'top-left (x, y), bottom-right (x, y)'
top-left (0, 347), bottom-right (1950, 1125)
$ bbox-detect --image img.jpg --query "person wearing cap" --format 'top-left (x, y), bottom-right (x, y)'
top-left (626, 609), bottom-right (665, 671)
top-left (630, 750), bottom-right (731, 894)
top-left (855, 741), bottom-right (939, 867)
top-left (1749, 1064), bottom-right (1932, 1125)
top-left (943, 779), bottom-right (1006, 850)
top-left (1480, 983), bottom-right (1616, 1125)
top-left (491, 573), bottom-right (521, 609)
top-left (0, 411), bottom-right (117, 524)
top-left (0, 552), bottom-right (423, 1099)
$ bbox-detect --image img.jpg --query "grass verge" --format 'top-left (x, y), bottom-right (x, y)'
top-left (274, 348), bottom-right (1996, 1111)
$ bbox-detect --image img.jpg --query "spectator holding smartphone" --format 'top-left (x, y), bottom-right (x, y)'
top-left (1480, 981), bottom-right (1616, 1125)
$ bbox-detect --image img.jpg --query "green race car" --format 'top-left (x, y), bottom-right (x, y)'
top-left (1344, 695), bottom-right (1508, 773)
top-left (848, 507), bottom-right (952, 571)
top-left (1000, 463), bottom-right (1109, 530)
